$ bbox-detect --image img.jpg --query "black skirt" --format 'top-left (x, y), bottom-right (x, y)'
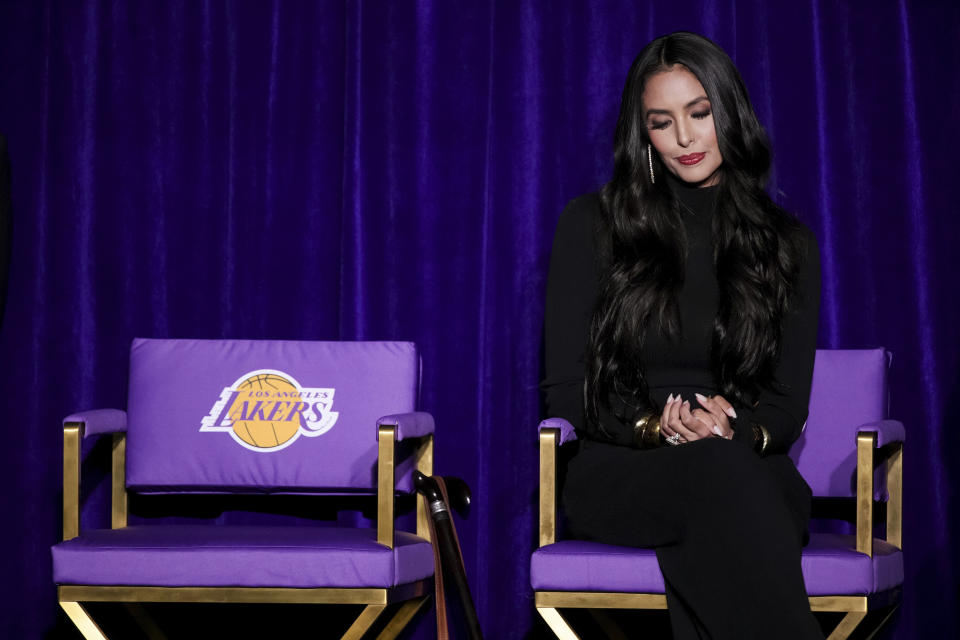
top-left (563, 437), bottom-right (824, 640)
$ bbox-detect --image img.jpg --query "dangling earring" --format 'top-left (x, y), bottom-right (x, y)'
top-left (647, 144), bottom-right (655, 184)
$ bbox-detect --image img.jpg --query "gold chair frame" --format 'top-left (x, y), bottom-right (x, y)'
top-left (60, 422), bottom-right (435, 640)
top-left (534, 429), bottom-right (903, 640)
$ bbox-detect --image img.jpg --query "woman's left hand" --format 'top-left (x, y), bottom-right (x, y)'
top-left (662, 395), bottom-right (715, 443)
top-left (693, 393), bottom-right (736, 439)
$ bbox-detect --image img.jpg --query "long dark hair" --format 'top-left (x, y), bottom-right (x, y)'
top-left (585, 31), bottom-right (807, 429)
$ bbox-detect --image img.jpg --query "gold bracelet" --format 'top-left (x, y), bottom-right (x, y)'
top-left (634, 412), bottom-right (662, 449)
top-left (751, 423), bottom-right (771, 456)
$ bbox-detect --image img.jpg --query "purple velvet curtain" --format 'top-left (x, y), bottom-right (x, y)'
top-left (0, 1), bottom-right (957, 638)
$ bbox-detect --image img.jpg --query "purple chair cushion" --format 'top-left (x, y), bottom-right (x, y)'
top-left (126, 339), bottom-right (421, 492)
top-left (800, 533), bottom-right (903, 596)
top-left (531, 534), bottom-right (902, 596)
top-left (53, 526), bottom-right (433, 588)
top-left (531, 541), bottom-right (665, 593)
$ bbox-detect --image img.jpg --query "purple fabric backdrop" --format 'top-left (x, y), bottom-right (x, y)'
top-left (1, 1), bottom-right (957, 638)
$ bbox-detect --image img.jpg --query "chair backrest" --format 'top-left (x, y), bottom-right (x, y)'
top-left (789, 348), bottom-right (889, 497)
top-left (125, 339), bottom-right (420, 493)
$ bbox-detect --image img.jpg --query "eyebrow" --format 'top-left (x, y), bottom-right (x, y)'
top-left (645, 96), bottom-right (710, 117)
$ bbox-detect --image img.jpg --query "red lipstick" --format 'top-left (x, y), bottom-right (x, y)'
top-left (677, 153), bottom-right (706, 166)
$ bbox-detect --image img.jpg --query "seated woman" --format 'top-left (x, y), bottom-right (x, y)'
top-left (542, 31), bottom-right (824, 639)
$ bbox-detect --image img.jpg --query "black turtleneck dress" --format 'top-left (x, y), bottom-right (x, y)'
top-left (542, 181), bottom-right (823, 639)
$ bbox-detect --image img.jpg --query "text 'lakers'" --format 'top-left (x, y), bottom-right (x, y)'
top-left (200, 370), bottom-right (339, 452)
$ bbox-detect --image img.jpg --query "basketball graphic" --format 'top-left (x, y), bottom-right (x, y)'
top-left (200, 368), bottom-right (339, 452)
top-left (229, 373), bottom-right (301, 448)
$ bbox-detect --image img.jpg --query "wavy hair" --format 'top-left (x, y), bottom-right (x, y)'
top-left (585, 31), bottom-right (808, 430)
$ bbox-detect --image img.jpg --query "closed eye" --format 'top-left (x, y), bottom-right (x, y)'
top-left (692, 110), bottom-right (711, 120)
top-left (648, 120), bottom-right (670, 131)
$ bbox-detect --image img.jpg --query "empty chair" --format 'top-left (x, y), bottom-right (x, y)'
top-left (53, 339), bottom-right (437, 640)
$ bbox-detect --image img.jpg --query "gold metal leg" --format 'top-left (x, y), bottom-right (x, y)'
top-left (60, 602), bottom-right (109, 640)
top-left (376, 597), bottom-right (430, 640)
top-left (124, 603), bottom-right (167, 640)
top-left (537, 607), bottom-right (580, 640)
top-left (341, 603), bottom-right (387, 640)
top-left (826, 611), bottom-right (867, 640)
top-left (588, 609), bottom-right (628, 640)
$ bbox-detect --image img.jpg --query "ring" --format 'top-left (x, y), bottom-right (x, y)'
top-left (666, 433), bottom-right (681, 445)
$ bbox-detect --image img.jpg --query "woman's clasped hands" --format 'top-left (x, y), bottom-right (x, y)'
top-left (660, 393), bottom-right (737, 445)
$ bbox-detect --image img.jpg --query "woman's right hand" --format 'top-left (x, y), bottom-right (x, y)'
top-left (660, 394), bottom-right (715, 444)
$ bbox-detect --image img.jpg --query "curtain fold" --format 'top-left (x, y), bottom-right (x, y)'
top-left (0, 1), bottom-right (956, 637)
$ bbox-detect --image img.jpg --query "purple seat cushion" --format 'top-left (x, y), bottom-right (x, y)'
top-left (531, 533), bottom-right (901, 596)
top-left (53, 526), bottom-right (433, 588)
top-left (530, 541), bottom-right (665, 593)
top-left (801, 533), bottom-right (903, 596)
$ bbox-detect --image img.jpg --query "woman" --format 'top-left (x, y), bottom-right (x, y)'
top-left (542, 32), bottom-right (823, 639)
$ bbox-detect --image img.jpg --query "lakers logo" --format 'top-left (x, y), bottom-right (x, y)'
top-left (200, 369), bottom-right (338, 452)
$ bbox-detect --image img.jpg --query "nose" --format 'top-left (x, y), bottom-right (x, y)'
top-left (675, 121), bottom-right (693, 148)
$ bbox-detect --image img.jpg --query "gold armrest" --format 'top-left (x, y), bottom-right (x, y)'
top-left (884, 442), bottom-right (903, 548)
top-left (63, 423), bottom-right (83, 540)
top-left (112, 433), bottom-right (128, 529)
top-left (377, 429), bottom-right (434, 546)
top-left (855, 431), bottom-right (904, 556)
top-left (377, 426), bottom-right (396, 548)
top-left (855, 431), bottom-right (876, 556)
top-left (62, 424), bottom-right (128, 541)
top-left (539, 429), bottom-right (558, 547)
top-left (414, 434), bottom-right (434, 541)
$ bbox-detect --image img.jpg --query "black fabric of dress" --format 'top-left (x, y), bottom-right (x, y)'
top-left (542, 180), bottom-right (824, 640)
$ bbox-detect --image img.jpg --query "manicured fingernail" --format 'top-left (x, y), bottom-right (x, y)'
top-left (695, 393), bottom-right (708, 404)
top-left (667, 393), bottom-right (675, 403)
top-left (712, 425), bottom-right (723, 437)
top-left (725, 407), bottom-right (738, 419)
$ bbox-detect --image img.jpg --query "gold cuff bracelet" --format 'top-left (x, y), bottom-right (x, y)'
top-left (634, 413), bottom-right (663, 449)
top-left (751, 423), bottom-right (771, 456)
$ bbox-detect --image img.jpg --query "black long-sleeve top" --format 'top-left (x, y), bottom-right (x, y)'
top-left (542, 182), bottom-right (820, 454)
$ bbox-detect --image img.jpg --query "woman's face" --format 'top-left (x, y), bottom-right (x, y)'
top-left (642, 66), bottom-right (723, 187)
